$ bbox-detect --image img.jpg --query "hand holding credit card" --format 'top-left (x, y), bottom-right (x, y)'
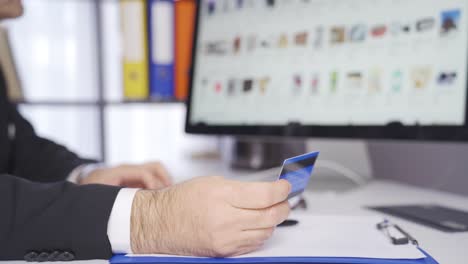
top-left (278, 151), bottom-right (319, 199)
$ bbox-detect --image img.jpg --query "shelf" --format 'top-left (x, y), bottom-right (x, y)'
top-left (14, 99), bottom-right (185, 106)
top-left (105, 99), bottom-right (185, 105)
top-left (14, 100), bottom-right (99, 106)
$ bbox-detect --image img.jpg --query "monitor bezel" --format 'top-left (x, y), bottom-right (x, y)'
top-left (185, 0), bottom-right (468, 141)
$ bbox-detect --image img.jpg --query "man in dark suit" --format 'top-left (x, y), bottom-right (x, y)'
top-left (0, 0), bottom-right (292, 261)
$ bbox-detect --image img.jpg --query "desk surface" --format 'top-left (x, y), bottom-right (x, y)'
top-left (302, 180), bottom-right (468, 264)
top-left (4, 180), bottom-right (468, 264)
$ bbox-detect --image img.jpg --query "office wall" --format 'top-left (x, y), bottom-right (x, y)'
top-left (5, 0), bottom-right (218, 171)
top-left (6, 0), bottom-right (101, 158)
top-left (5, 0), bottom-right (99, 102)
top-left (19, 106), bottom-right (101, 160)
top-left (369, 141), bottom-right (468, 196)
top-left (305, 139), bottom-right (468, 196)
top-left (306, 139), bottom-right (372, 181)
top-left (105, 104), bottom-right (219, 179)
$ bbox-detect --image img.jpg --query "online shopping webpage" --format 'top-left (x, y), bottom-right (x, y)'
top-left (190, 0), bottom-right (468, 126)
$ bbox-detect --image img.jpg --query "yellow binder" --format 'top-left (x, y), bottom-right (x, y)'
top-left (121, 0), bottom-right (149, 100)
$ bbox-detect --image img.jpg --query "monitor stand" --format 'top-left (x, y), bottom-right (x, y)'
top-left (228, 137), bottom-right (306, 170)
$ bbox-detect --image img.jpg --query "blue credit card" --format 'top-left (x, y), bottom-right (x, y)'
top-left (278, 151), bottom-right (319, 199)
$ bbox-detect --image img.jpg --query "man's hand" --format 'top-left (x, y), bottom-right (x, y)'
top-left (80, 162), bottom-right (172, 189)
top-left (131, 176), bottom-right (291, 257)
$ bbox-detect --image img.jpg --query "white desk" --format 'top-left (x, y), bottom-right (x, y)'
top-left (302, 180), bottom-right (468, 264)
top-left (4, 180), bottom-right (468, 264)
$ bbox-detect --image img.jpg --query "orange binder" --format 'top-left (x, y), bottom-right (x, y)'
top-left (175, 0), bottom-right (196, 101)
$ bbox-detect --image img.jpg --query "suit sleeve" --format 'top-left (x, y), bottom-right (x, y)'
top-left (7, 102), bottom-right (97, 182)
top-left (0, 174), bottom-right (121, 260)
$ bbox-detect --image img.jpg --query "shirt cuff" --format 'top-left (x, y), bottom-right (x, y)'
top-left (107, 188), bottom-right (139, 254)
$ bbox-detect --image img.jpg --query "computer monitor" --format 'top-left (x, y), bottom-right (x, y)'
top-left (186, 0), bottom-right (468, 141)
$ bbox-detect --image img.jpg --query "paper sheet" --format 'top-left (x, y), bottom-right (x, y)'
top-left (128, 215), bottom-right (425, 260)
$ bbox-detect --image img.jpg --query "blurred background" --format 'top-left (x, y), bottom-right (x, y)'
top-left (3, 0), bottom-right (467, 195)
top-left (1, 0), bottom-right (219, 179)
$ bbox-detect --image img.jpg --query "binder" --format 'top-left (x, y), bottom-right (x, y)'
top-left (0, 25), bottom-right (23, 102)
top-left (110, 216), bottom-right (439, 264)
top-left (110, 251), bottom-right (438, 264)
top-left (148, 0), bottom-right (175, 99)
top-left (112, 249), bottom-right (438, 264)
top-left (121, 0), bottom-right (149, 100)
top-left (174, 0), bottom-right (196, 101)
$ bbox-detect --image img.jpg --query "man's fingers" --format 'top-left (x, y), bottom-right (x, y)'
top-left (140, 171), bottom-right (166, 189)
top-left (228, 179), bottom-right (291, 209)
top-left (218, 228), bottom-right (273, 257)
top-left (121, 170), bottom-right (164, 190)
top-left (114, 165), bottom-right (169, 189)
top-left (230, 243), bottom-right (265, 257)
top-left (238, 201), bottom-right (290, 230)
top-left (143, 162), bottom-right (173, 186)
top-left (241, 227), bottom-right (275, 243)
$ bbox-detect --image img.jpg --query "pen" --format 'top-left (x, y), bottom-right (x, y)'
top-left (278, 219), bottom-right (299, 227)
top-left (377, 220), bottom-right (419, 246)
top-left (394, 224), bottom-right (419, 246)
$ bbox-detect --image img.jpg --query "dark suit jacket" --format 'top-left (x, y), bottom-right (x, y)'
top-left (0, 69), bottom-right (121, 260)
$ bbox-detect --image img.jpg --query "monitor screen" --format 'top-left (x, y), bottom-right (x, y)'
top-left (186, 0), bottom-right (468, 140)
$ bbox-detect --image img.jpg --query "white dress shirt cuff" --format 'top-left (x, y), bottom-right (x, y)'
top-left (107, 188), bottom-right (139, 254)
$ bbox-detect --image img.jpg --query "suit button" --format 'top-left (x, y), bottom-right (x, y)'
top-left (36, 252), bottom-right (49, 262)
top-left (24, 251), bottom-right (38, 262)
top-left (58, 251), bottom-right (75, 261)
top-left (47, 251), bottom-right (61, 261)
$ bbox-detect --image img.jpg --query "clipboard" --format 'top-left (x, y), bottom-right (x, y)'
top-left (110, 216), bottom-right (439, 264)
top-left (111, 249), bottom-right (438, 264)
